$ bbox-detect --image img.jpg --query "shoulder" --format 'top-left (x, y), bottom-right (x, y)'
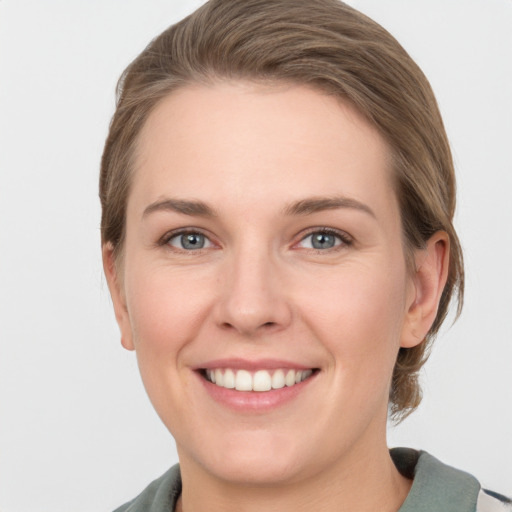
top-left (113, 464), bottom-right (182, 512)
top-left (391, 448), bottom-right (511, 512)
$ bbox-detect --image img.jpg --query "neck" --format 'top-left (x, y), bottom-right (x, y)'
top-left (176, 439), bottom-right (411, 512)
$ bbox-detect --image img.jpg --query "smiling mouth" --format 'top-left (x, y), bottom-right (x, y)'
top-left (201, 368), bottom-right (317, 392)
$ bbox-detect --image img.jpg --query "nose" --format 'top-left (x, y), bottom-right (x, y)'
top-left (214, 248), bottom-right (293, 337)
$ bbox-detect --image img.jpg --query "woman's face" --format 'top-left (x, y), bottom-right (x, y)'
top-left (107, 82), bottom-right (424, 485)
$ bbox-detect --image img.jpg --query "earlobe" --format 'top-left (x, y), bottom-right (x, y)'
top-left (401, 231), bottom-right (450, 348)
top-left (102, 243), bottom-right (135, 351)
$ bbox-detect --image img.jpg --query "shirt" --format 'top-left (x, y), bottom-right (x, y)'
top-left (113, 448), bottom-right (511, 512)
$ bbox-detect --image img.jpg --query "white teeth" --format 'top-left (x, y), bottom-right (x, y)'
top-left (285, 369), bottom-right (296, 387)
top-left (235, 369), bottom-right (252, 391)
top-left (205, 368), bottom-right (314, 392)
top-left (271, 369), bottom-right (285, 389)
top-left (223, 369), bottom-right (235, 389)
top-left (253, 370), bottom-right (272, 392)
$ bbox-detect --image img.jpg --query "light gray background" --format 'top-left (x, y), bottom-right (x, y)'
top-left (0, 1), bottom-right (511, 510)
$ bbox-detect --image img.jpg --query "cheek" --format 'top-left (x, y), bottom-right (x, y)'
top-left (297, 261), bottom-right (408, 370)
top-left (121, 264), bottom-right (217, 429)
top-left (123, 264), bottom-right (214, 358)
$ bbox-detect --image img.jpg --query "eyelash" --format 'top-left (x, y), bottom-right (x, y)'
top-left (295, 227), bottom-right (353, 252)
top-left (158, 229), bottom-right (214, 252)
top-left (157, 227), bottom-right (353, 252)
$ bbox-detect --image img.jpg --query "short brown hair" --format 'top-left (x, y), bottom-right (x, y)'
top-left (100, 0), bottom-right (464, 422)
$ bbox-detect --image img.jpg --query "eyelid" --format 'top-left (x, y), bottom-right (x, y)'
top-left (157, 227), bottom-right (217, 250)
top-left (156, 226), bottom-right (352, 251)
top-left (294, 227), bottom-right (353, 250)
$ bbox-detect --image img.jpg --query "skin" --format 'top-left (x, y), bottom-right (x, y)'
top-left (104, 82), bottom-right (449, 512)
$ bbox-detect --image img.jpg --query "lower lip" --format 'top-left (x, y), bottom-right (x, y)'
top-left (197, 372), bottom-right (318, 412)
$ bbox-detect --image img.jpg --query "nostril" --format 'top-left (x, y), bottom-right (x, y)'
top-left (220, 320), bottom-right (277, 333)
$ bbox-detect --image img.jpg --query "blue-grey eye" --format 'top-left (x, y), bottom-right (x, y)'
top-left (298, 231), bottom-right (343, 250)
top-left (168, 232), bottom-right (212, 250)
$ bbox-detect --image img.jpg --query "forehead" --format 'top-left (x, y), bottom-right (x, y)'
top-left (131, 81), bottom-right (396, 219)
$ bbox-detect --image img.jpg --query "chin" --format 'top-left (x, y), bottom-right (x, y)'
top-left (186, 430), bottom-right (311, 486)
top-left (210, 454), bottom-right (300, 486)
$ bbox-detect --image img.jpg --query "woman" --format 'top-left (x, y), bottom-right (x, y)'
top-left (100, 1), bottom-right (510, 510)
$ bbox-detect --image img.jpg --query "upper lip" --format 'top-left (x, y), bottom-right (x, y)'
top-left (193, 358), bottom-right (317, 371)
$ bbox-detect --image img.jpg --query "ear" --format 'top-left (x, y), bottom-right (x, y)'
top-left (401, 231), bottom-right (450, 348)
top-left (102, 243), bottom-right (135, 351)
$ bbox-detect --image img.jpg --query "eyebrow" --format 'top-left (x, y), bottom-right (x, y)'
top-left (142, 195), bottom-right (375, 219)
top-left (283, 196), bottom-right (376, 218)
top-left (143, 198), bottom-right (217, 218)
